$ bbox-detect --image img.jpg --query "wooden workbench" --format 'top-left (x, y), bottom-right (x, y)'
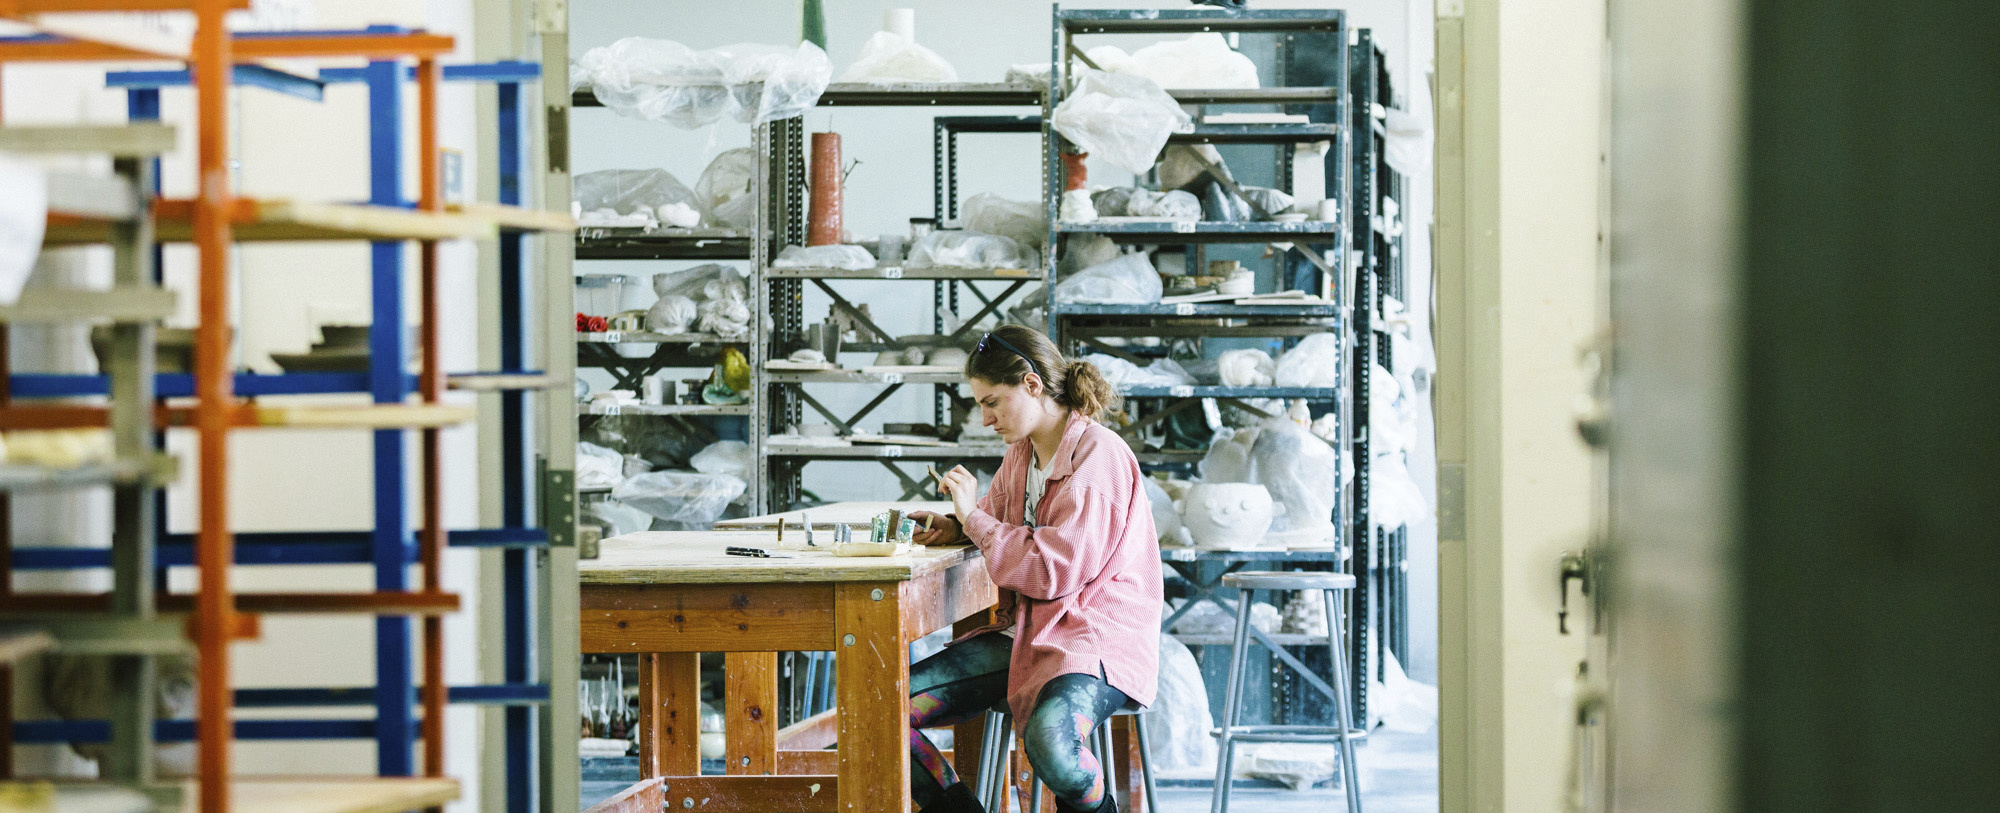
top-left (580, 530), bottom-right (999, 813)
top-left (713, 501), bottom-right (953, 530)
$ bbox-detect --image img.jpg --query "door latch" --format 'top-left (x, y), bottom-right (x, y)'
top-left (1559, 551), bottom-right (1592, 634)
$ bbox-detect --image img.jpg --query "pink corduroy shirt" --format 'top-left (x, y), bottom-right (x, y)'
top-left (951, 411), bottom-right (1163, 722)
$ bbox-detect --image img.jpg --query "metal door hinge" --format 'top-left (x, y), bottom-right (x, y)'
top-left (541, 467), bottom-right (576, 548)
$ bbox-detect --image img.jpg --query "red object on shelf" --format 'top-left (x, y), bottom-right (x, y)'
top-left (807, 132), bottom-right (843, 246)
top-left (1062, 151), bottom-right (1089, 191)
top-left (577, 313), bottom-right (608, 332)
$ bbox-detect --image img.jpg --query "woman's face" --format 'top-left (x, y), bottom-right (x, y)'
top-left (969, 375), bottom-right (1052, 445)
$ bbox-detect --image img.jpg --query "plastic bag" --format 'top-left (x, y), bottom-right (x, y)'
top-left (1143, 478), bottom-right (1191, 547)
top-left (838, 30), bottom-right (958, 83)
top-left (1004, 62), bottom-right (1051, 86)
top-left (612, 470), bottom-right (747, 529)
top-left (577, 442), bottom-right (624, 490)
top-left (1089, 187), bottom-right (1138, 218)
top-left (1217, 349), bottom-right (1274, 387)
top-left (694, 148), bottom-right (757, 229)
top-left (1086, 33), bottom-right (1258, 91)
top-left (960, 193), bottom-right (1046, 250)
top-left (1150, 634), bottom-right (1218, 771)
top-left (1052, 252), bottom-right (1160, 304)
top-left (1083, 354), bottom-right (1194, 388)
top-left (652, 264), bottom-right (745, 301)
top-left (1057, 233), bottom-right (1120, 277)
top-left (1249, 417), bottom-right (1341, 539)
top-left (1125, 189), bottom-right (1200, 220)
top-left (576, 38), bottom-right (831, 128)
top-left (1198, 425), bottom-right (1258, 483)
top-left (1051, 69), bottom-right (1191, 175)
top-left (1159, 145), bottom-right (1229, 191)
top-left (1273, 333), bottom-right (1342, 387)
top-left (904, 230), bottom-right (1031, 270)
top-left (695, 276), bottom-right (752, 339)
top-left (574, 169), bottom-right (697, 220)
top-left (772, 244), bottom-right (877, 270)
top-left (689, 440), bottom-right (752, 479)
top-left (587, 499), bottom-right (656, 538)
top-left (645, 295), bottom-right (697, 334)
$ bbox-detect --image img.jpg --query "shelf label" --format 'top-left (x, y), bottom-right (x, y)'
top-left (1167, 548), bottom-right (1197, 562)
top-left (880, 445), bottom-right (903, 458)
top-left (1174, 303), bottom-right (1197, 316)
top-left (876, 373), bottom-right (904, 384)
top-left (880, 266), bottom-right (904, 279)
top-left (600, 405), bottom-right (620, 416)
top-left (1172, 221), bottom-right (1196, 233)
top-left (601, 331), bottom-right (624, 342)
top-left (1169, 385), bottom-right (1194, 398)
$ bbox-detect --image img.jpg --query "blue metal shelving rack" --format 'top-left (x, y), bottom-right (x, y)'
top-left (2, 32), bottom-right (571, 813)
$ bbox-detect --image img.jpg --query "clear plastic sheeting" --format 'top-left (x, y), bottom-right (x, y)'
top-left (1084, 33), bottom-right (1259, 90)
top-left (1148, 634), bottom-right (1217, 772)
top-left (904, 230), bottom-right (1032, 270)
top-left (1249, 417), bottom-right (1341, 542)
top-left (960, 193), bottom-right (1047, 250)
top-left (1052, 252), bottom-right (1160, 304)
top-left (1273, 333), bottom-right (1343, 387)
top-left (838, 30), bottom-right (958, 83)
top-left (1198, 425), bottom-right (1258, 483)
top-left (1217, 348), bottom-right (1275, 387)
top-left (689, 440), bottom-right (752, 479)
top-left (574, 38), bottom-right (832, 128)
top-left (1083, 353), bottom-right (1195, 388)
top-left (587, 499), bottom-right (655, 538)
top-left (573, 168), bottom-right (697, 228)
top-left (645, 295), bottom-right (697, 334)
top-left (576, 442), bottom-right (624, 490)
top-left (612, 470), bottom-right (747, 529)
top-left (772, 244), bottom-right (877, 270)
top-left (1057, 233), bottom-right (1120, 277)
top-left (1126, 189), bottom-right (1201, 220)
top-left (694, 148), bottom-right (757, 229)
top-left (1051, 69), bottom-right (1192, 176)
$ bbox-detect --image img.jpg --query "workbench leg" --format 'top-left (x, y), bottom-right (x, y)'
top-left (836, 582), bottom-right (911, 813)
top-left (639, 653), bottom-right (702, 778)
top-left (725, 652), bottom-right (780, 775)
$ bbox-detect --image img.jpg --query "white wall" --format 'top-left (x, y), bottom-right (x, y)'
top-left (3, 3), bottom-right (488, 809)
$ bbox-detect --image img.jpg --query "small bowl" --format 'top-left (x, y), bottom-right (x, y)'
top-left (1272, 212), bottom-right (1309, 224)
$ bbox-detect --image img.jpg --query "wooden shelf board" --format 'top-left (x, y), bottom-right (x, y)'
top-left (448, 202), bottom-right (576, 232)
top-left (0, 287), bottom-right (174, 323)
top-left (0, 123), bottom-right (175, 156)
top-left (45, 199), bottom-right (502, 245)
top-left (227, 777), bottom-right (459, 813)
top-left (253, 403), bottom-right (476, 429)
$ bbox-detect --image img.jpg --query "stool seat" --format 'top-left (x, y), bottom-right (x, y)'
top-left (1220, 571), bottom-right (1356, 591)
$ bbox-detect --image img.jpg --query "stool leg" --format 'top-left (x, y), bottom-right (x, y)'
top-left (1211, 588), bottom-right (1257, 813)
top-left (1030, 774), bottom-right (1044, 813)
top-left (1094, 723), bottom-right (1115, 810)
top-left (980, 711), bottom-right (1007, 811)
top-left (1134, 714), bottom-right (1159, 813)
top-left (1325, 589), bottom-right (1363, 813)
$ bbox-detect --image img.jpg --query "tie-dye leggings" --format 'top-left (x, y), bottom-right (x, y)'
top-left (907, 631), bottom-right (1130, 811)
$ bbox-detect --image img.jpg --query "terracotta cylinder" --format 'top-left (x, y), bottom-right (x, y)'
top-left (808, 132), bottom-right (844, 246)
top-left (1062, 151), bottom-right (1089, 191)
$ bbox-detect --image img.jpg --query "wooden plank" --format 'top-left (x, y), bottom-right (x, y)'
top-left (835, 581), bottom-right (911, 813)
top-left (45, 199), bottom-right (501, 245)
top-left (776, 750), bottom-right (837, 775)
top-left (448, 202), bottom-right (577, 232)
top-left (0, 629), bottom-right (53, 664)
top-left (652, 775), bottom-right (836, 813)
top-left (580, 583), bottom-right (834, 653)
top-left (716, 501), bottom-right (952, 530)
top-left (776, 708), bottom-right (839, 751)
top-left (724, 652), bottom-right (779, 775)
top-left (228, 777), bottom-right (459, 813)
top-left (582, 777), bottom-right (663, 813)
top-left (580, 531), bottom-right (980, 584)
top-left (899, 556), bottom-right (999, 642)
top-left (638, 653), bottom-right (701, 779)
top-left (254, 403), bottom-right (476, 429)
top-left (0, 123), bottom-right (175, 156)
top-left (0, 287), bottom-right (175, 324)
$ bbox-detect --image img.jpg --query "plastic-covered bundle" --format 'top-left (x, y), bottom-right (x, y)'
top-left (1248, 417), bottom-right (1341, 541)
top-left (1052, 252), bottom-right (1160, 305)
top-left (575, 38), bottom-right (831, 128)
top-left (694, 148), bottom-right (757, 228)
top-left (771, 244), bottom-right (876, 270)
top-left (1217, 348), bottom-right (1275, 387)
top-left (1125, 189), bottom-right (1201, 220)
top-left (1084, 353), bottom-right (1194, 388)
top-left (838, 30), bottom-right (958, 83)
top-left (960, 193), bottom-right (1046, 250)
top-left (574, 169), bottom-right (697, 222)
top-left (577, 442), bottom-right (625, 490)
top-left (612, 470), bottom-right (747, 529)
top-left (1149, 634), bottom-right (1218, 771)
top-left (1051, 69), bottom-right (1192, 176)
top-left (904, 230), bottom-right (1031, 270)
top-left (1057, 233), bottom-right (1120, 277)
top-left (645, 295), bottom-right (697, 334)
top-left (1198, 425), bottom-right (1259, 483)
top-left (689, 440), bottom-right (752, 479)
top-left (1273, 333), bottom-right (1342, 387)
top-left (587, 499), bottom-right (656, 538)
top-left (652, 264), bottom-right (746, 301)
top-left (1143, 478), bottom-right (1192, 547)
top-left (1083, 33), bottom-right (1259, 91)
top-left (695, 277), bottom-right (751, 339)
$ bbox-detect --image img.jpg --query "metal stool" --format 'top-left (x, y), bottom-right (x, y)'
top-left (975, 704), bottom-right (1159, 813)
top-left (1212, 570), bottom-right (1363, 813)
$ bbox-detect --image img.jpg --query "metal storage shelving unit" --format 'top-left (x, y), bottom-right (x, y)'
top-left (755, 87), bottom-right (1046, 512)
top-left (1048, 5), bottom-right (1366, 728)
top-left (0, 18), bottom-right (575, 813)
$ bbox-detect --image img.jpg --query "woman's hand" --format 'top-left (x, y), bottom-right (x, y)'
top-left (909, 511), bottom-right (962, 546)
top-left (937, 465), bottom-right (980, 523)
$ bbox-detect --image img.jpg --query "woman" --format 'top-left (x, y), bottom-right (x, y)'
top-left (907, 325), bottom-right (1163, 813)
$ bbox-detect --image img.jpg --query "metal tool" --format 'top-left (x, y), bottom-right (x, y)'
top-left (726, 546), bottom-right (795, 559)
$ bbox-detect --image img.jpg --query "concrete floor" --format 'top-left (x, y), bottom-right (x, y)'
top-left (581, 726), bottom-right (1437, 813)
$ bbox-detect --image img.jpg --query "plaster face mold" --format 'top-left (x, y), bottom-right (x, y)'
top-left (1181, 482), bottom-right (1274, 549)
